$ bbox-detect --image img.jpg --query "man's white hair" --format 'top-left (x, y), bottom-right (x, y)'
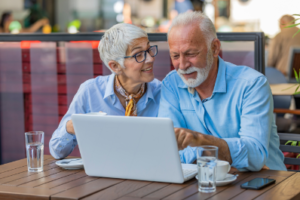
top-left (168, 11), bottom-right (217, 48)
top-left (98, 23), bottom-right (147, 73)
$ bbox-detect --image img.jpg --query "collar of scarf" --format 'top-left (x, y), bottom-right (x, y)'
top-left (114, 76), bottom-right (145, 116)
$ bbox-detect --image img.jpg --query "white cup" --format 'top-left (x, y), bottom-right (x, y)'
top-left (215, 160), bottom-right (231, 181)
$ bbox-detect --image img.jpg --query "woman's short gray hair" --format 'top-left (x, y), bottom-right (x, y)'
top-left (168, 11), bottom-right (217, 48)
top-left (98, 23), bottom-right (148, 73)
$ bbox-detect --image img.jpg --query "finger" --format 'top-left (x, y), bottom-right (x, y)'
top-left (177, 132), bottom-right (186, 150)
top-left (182, 133), bottom-right (194, 149)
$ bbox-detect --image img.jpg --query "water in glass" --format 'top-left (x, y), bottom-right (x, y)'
top-left (197, 156), bottom-right (217, 193)
top-left (26, 142), bottom-right (44, 172)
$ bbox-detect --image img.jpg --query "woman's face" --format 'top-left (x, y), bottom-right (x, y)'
top-left (119, 37), bottom-right (155, 84)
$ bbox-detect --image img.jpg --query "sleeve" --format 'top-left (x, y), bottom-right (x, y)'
top-left (49, 83), bottom-right (88, 159)
top-left (267, 34), bottom-right (281, 68)
top-left (223, 76), bottom-right (273, 171)
top-left (158, 78), bottom-right (196, 163)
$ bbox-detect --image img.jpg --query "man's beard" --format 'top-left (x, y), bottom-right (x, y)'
top-left (177, 48), bottom-right (214, 88)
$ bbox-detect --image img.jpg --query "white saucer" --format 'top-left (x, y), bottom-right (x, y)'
top-left (195, 174), bottom-right (237, 186)
top-left (56, 159), bottom-right (84, 170)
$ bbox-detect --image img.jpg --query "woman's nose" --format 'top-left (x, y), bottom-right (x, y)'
top-left (145, 51), bottom-right (154, 63)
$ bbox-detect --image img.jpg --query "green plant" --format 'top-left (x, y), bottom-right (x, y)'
top-left (285, 140), bottom-right (300, 158)
top-left (285, 14), bottom-right (300, 37)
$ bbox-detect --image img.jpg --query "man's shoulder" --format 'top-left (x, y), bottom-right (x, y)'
top-left (225, 61), bottom-right (266, 84)
top-left (162, 70), bottom-right (183, 85)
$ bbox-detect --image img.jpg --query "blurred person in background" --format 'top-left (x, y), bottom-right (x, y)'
top-left (268, 14), bottom-right (300, 75)
top-left (0, 11), bottom-right (48, 33)
top-left (173, 0), bottom-right (194, 15)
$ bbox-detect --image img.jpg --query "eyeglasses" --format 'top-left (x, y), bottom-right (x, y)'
top-left (124, 45), bottom-right (158, 63)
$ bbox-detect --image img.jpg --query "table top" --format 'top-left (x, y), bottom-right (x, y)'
top-left (270, 83), bottom-right (298, 95)
top-left (0, 155), bottom-right (299, 200)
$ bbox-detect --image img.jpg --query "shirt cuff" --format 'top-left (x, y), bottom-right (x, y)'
top-left (223, 137), bottom-right (249, 169)
top-left (179, 146), bottom-right (197, 164)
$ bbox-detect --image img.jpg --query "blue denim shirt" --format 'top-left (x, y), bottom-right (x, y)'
top-left (50, 74), bottom-right (161, 159)
top-left (158, 57), bottom-right (286, 171)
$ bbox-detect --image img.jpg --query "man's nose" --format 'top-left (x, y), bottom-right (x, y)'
top-left (179, 56), bottom-right (190, 70)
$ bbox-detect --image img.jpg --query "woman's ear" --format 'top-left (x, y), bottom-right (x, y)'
top-left (108, 61), bottom-right (122, 74)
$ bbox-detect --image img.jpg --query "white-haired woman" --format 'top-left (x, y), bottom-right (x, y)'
top-left (50, 23), bottom-right (161, 159)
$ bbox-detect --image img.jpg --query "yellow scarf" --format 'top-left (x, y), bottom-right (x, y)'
top-left (115, 76), bottom-right (145, 116)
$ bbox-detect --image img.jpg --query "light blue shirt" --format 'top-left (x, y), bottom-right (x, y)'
top-left (158, 57), bottom-right (286, 171)
top-left (50, 74), bottom-right (161, 159)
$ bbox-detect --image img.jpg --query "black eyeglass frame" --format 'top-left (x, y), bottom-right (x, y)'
top-left (124, 45), bottom-right (158, 63)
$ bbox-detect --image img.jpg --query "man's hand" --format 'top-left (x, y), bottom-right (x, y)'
top-left (174, 128), bottom-right (202, 150)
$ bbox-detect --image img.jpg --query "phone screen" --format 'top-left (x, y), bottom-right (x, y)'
top-left (241, 178), bottom-right (275, 189)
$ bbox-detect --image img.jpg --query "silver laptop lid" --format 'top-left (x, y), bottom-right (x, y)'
top-left (71, 114), bottom-right (184, 183)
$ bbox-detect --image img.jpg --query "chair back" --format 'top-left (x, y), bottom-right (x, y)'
top-left (278, 133), bottom-right (300, 171)
top-left (287, 46), bottom-right (300, 83)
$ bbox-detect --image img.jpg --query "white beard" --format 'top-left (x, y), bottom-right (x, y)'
top-left (177, 48), bottom-right (214, 88)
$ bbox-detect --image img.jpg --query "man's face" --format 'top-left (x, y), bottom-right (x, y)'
top-left (168, 24), bottom-right (214, 88)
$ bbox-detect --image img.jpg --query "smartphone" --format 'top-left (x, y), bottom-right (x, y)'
top-left (240, 178), bottom-right (276, 190)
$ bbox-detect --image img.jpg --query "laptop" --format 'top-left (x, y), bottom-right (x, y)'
top-left (71, 114), bottom-right (197, 183)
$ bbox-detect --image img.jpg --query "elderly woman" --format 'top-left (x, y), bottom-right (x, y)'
top-left (50, 23), bottom-right (161, 159)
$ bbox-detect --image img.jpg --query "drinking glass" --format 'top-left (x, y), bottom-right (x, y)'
top-left (25, 131), bottom-right (44, 172)
top-left (197, 146), bottom-right (218, 193)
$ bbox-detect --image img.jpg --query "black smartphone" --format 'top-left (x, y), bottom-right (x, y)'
top-left (240, 178), bottom-right (276, 190)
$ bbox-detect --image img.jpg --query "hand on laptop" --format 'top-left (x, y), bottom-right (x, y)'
top-left (174, 128), bottom-right (201, 150)
top-left (66, 120), bottom-right (75, 135)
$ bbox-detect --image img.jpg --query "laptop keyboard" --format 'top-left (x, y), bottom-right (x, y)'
top-left (183, 168), bottom-right (197, 181)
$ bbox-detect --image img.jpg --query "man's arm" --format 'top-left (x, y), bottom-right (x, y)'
top-left (158, 77), bottom-right (197, 164)
top-left (175, 128), bottom-right (232, 164)
top-left (176, 76), bottom-right (273, 171)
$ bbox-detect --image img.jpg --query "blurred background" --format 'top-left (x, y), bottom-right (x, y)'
top-left (0, 0), bottom-right (298, 37)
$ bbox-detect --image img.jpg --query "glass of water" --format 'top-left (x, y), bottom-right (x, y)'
top-left (25, 131), bottom-right (44, 172)
top-left (197, 146), bottom-right (218, 193)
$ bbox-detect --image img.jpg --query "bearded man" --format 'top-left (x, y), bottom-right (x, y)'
top-left (158, 11), bottom-right (286, 171)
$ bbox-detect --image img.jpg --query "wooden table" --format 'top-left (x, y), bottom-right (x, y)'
top-left (0, 155), bottom-right (299, 200)
top-left (270, 83), bottom-right (298, 95)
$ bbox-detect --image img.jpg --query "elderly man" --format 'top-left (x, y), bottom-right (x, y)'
top-left (158, 11), bottom-right (286, 171)
top-left (268, 14), bottom-right (300, 75)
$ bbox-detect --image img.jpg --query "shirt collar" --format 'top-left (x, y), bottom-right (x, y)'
top-left (177, 56), bottom-right (227, 94)
top-left (103, 73), bottom-right (156, 105)
top-left (212, 57), bottom-right (227, 94)
top-left (103, 73), bottom-right (116, 100)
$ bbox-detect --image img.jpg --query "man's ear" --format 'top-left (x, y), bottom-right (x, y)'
top-left (211, 39), bottom-right (221, 58)
top-left (108, 61), bottom-right (122, 74)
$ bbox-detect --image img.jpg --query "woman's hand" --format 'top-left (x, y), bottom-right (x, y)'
top-left (66, 120), bottom-right (75, 135)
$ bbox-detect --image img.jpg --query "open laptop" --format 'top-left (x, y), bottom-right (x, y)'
top-left (71, 114), bottom-right (197, 183)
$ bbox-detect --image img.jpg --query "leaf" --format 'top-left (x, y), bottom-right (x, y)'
top-left (295, 85), bottom-right (300, 93)
top-left (285, 24), bottom-right (300, 28)
top-left (293, 29), bottom-right (300, 38)
top-left (285, 140), bottom-right (293, 145)
top-left (293, 14), bottom-right (300, 16)
top-left (290, 18), bottom-right (300, 24)
top-left (294, 68), bottom-right (299, 82)
top-left (293, 91), bottom-right (300, 95)
top-left (281, 84), bottom-right (297, 91)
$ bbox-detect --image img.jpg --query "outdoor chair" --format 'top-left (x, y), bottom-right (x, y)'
top-left (278, 133), bottom-right (300, 171)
